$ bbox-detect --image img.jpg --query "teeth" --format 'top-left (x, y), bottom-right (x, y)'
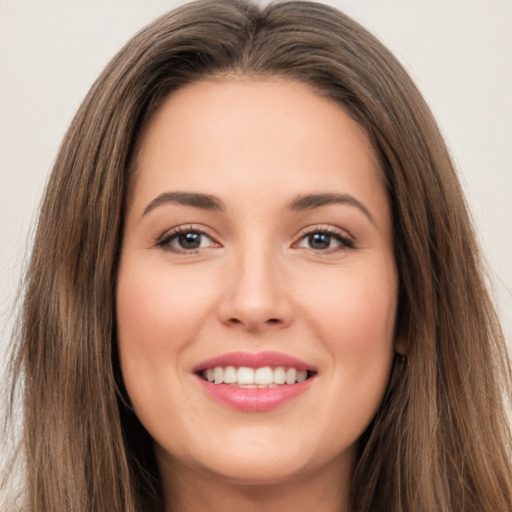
top-left (237, 367), bottom-right (254, 385)
top-left (296, 370), bottom-right (307, 383)
top-left (214, 367), bottom-right (224, 384)
top-left (201, 365), bottom-right (311, 386)
top-left (285, 368), bottom-right (296, 385)
top-left (223, 366), bottom-right (237, 384)
top-left (273, 366), bottom-right (286, 384)
top-left (255, 366), bottom-right (273, 385)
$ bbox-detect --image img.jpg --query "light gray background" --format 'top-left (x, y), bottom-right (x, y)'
top-left (1, 1), bottom-right (511, 385)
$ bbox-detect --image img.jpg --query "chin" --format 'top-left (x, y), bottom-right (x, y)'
top-left (198, 456), bottom-right (314, 487)
top-left (177, 434), bottom-right (352, 488)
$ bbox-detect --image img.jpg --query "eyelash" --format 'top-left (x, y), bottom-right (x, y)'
top-left (155, 225), bottom-right (355, 254)
top-left (294, 226), bottom-right (355, 253)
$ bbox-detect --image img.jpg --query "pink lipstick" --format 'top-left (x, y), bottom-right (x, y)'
top-left (194, 351), bottom-right (316, 412)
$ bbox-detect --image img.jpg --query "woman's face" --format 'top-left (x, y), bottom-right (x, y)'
top-left (117, 78), bottom-right (399, 489)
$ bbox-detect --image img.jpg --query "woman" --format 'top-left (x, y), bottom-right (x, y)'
top-left (3, 0), bottom-right (511, 510)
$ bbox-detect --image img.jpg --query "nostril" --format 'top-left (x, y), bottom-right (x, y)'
top-left (227, 317), bottom-right (281, 327)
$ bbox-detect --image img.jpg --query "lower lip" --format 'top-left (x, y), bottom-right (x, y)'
top-left (195, 376), bottom-right (314, 412)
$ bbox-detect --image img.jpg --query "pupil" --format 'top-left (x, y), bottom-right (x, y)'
top-left (309, 233), bottom-right (330, 249)
top-left (178, 232), bottom-right (201, 249)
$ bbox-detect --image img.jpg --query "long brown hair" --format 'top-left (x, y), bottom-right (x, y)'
top-left (4, 1), bottom-right (511, 510)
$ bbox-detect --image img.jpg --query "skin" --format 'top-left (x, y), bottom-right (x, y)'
top-left (117, 78), bottom-right (400, 512)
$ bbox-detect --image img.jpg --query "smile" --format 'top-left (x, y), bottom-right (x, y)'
top-left (201, 366), bottom-right (311, 387)
top-left (194, 352), bottom-right (317, 411)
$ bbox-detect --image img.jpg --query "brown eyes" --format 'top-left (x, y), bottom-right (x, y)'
top-left (295, 231), bottom-right (354, 251)
top-left (156, 227), bottom-right (354, 254)
top-left (173, 231), bottom-right (208, 250)
top-left (156, 228), bottom-right (218, 252)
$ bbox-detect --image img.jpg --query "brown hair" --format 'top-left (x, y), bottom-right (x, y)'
top-left (4, 0), bottom-right (512, 510)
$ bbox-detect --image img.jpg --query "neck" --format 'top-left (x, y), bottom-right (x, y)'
top-left (158, 451), bottom-right (353, 512)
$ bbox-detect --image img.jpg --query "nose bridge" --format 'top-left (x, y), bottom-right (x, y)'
top-left (220, 234), bottom-right (292, 330)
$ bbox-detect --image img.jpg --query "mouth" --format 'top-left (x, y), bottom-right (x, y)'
top-left (198, 365), bottom-right (315, 388)
top-left (193, 351), bottom-right (317, 411)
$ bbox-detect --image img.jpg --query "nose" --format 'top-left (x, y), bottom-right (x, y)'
top-left (218, 247), bottom-right (294, 333)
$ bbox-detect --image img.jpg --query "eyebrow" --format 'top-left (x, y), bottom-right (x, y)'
top-left (142, 190), bottom-right (375, 225)
top-left (288, 193), bottom-right (376, 225)
top-left (142, 191), bottom-right (224, 216)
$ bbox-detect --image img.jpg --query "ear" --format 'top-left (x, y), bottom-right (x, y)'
top-left (394, 336), bottom-right (407, 356)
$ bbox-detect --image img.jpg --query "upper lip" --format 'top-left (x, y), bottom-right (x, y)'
top-left (194, 351), bottom-right (316, 373)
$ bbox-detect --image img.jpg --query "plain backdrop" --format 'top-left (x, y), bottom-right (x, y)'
top-left (1, 0), bottom-right (511, 386)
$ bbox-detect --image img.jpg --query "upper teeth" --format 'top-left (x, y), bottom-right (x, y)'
top-left (202, 366), bottom-right (308, 387)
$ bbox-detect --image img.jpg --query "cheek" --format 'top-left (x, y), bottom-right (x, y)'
top-left (116, 261), bottom-right (216, 355)
top-left (115, 260), bottom-right (219, 419)
top-left (115, 260), bottom-right (218, 427)
top-left (304, 264), bottom-right (398, 352)
top-left (302, 259), bottom-right (398, 407)
top-left (306, 265), bottom-right (397, 434)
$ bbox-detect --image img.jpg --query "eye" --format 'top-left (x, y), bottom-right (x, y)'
top-left (156, 227), bottom-right (219, 253)
top-left (295, 228), bottom-right (354, 252)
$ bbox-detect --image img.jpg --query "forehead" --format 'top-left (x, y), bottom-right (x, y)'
top-left (138, 77), bottom-right (379, 168)
top-left (131, 78), bottom-right (388, 224)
